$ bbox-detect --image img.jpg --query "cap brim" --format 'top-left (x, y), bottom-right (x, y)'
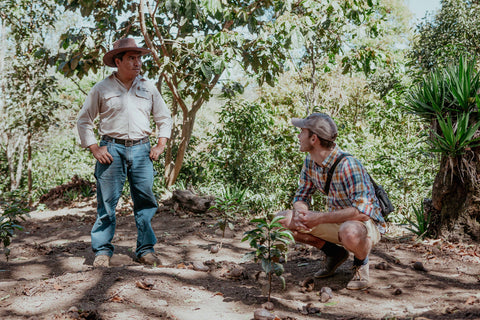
top-left (103, 47), bottom-right (151, 67)
top-left (291, 118), bottom-right (306, 128)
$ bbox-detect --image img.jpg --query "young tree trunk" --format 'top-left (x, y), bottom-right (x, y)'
top-left (7, 134), bottom-right (27, 191)
top-left (164, 112), bottom-right (196, 187)
top-left (428, 149), bottom-right (480, 241)
top-left (27, 130), bottom-right (32, 199)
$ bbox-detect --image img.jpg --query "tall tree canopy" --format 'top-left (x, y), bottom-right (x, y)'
top-left (410, 0), bottom-right (480, 72)
top-left (0, 0), bottom-right (62, 193)
top-left (56, 0), bottom-right (385, 186)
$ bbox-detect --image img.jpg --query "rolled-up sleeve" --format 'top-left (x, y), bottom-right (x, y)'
top-left (77, 87), bottom-right (100, 148)
top-left (340, 158), bottom-right (377, 217)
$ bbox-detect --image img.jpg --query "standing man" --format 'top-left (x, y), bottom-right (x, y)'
top-left (278, 113), bottom-right (386, 290)
top-left (77, 38), bottom-right (172, 267)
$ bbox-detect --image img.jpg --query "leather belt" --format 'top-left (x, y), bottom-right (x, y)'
top-left (102, 135), bottom-right (149, 147)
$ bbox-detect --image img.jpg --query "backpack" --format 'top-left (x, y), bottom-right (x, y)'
top-left (324, 153), bottom-right (394, 219)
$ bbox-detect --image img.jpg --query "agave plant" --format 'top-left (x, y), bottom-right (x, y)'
top-left (405, 69), bottom-right (446, 121)
top-left (431, 113), bottom-right (480, 158)
top-left (406, 57), bottom-right (480, 162)
top-left (403, 202), bottom-right (431, 240)
top-left (443, 56), bottom-right (480, 113)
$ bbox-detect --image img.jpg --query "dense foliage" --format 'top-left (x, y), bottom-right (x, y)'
top-left (410, 0), bottom-right (480, 72)
top-left (2, 0), bottom-right (473, 250)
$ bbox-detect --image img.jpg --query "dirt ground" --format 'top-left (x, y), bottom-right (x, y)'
top-left (1, 196), bottom-right (480, 320)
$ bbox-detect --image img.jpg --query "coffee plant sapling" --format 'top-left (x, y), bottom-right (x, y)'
top-left (211, 185), bottom-right (248, 238)
top-left (242, 215), bottom-right (294, 302)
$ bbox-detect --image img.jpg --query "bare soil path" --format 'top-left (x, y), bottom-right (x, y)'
top-left (1, 198), bottom-right (480, 320)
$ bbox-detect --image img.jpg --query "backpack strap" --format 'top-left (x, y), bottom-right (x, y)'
top-left (324, 153), bottom-right (351, 195)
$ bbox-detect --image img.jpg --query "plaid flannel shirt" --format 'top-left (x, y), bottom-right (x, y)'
top-left (293, 146), bottom-right (386, 234)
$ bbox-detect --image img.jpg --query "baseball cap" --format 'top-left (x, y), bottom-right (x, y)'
top-left (291, 113), bottom-right (338, 142)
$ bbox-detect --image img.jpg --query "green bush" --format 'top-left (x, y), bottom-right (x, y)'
top-left (0, 191), bottom-right (29, 259)
top-left (198, 100), bottom-right (303, 212)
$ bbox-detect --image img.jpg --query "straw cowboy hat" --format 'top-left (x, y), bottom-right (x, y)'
top-left (103, 38), bottom-right (151, 67)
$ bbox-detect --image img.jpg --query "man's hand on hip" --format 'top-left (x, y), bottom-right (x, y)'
top-left (89, 144), bottom-right (113, 164)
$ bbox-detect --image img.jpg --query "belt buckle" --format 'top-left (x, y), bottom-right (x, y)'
top-left (125, 140), bottom-right (134, 147)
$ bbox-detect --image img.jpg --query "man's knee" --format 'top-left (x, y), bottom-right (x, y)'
top-left (338, 221), bottom-right (367, 246)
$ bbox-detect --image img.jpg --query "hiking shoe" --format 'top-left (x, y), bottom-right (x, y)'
top-left (137, 252), bottom-right (162, 266)
top-left (314, 247), bottom-right (349, 278)
top-left (93, 255), bottom-right (110, 268)
top-left (347, 263), bottom-right (370, 290)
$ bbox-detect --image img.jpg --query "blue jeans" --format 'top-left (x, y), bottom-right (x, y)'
top-left (91, 139), bottom-right (158, 259)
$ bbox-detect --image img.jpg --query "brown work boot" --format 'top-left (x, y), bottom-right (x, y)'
top-left (93, 255), bottom-right (110, 268)
top-left (137, 252), bottom-right (162, 266)
top-left (314, 247), bottom-right (349, 278)
top-left (346, 263), bottom-right (370, 290)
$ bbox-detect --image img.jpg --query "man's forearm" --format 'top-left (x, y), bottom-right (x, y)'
top-left (156, 137), bottom-right (167, 147)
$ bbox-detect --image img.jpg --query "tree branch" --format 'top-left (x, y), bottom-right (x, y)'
top-left (138, 0), bottom-right (188, 114)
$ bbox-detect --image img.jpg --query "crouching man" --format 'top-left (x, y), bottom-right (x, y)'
top-left (278, 113), bottom-right (386, 290)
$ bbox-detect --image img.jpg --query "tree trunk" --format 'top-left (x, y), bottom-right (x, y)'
top-left (428, 149), bottom-right (480, 241)
top-left (27, 130), bottom-right (32, 200)
top-left (7, 134), bottom-right (27, 191)
top-left (165, 112), bottom-right (196, 187)
top-left (164, 100), bottom-right (178, 185)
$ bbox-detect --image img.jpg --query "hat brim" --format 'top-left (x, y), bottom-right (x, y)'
top-left (103, 47), bottom-right (151, 67)
top-left (291, 118), bottom-right (307, 128)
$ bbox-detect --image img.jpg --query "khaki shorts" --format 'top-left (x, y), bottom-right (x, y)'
top-left (300, 219), bottom-right (381, 246)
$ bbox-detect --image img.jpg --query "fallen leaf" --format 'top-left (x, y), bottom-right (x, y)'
top-left (135, 280), bottom-right (154, 291)
top-left (109, 294), bottom-right (124, 303)
top-left (0, 294), bottom-right (10, 301)
top-left (465, 296), bottom-right (479, 305)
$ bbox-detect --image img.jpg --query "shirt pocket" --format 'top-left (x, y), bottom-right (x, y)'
top-left (135, 87), bottom-right (152, 111)
top-left (101, 91), bottom-right (123, 113)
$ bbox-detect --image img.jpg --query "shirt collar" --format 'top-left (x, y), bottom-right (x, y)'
top-left (109, 73), bottom-right (144, 87)
top-left (320, 145), bottom-right (342, 169)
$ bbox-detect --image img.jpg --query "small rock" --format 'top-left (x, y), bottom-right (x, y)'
top-left (67, 306), bottom-right (78, 313)
top-left (393, 288), bottom-right (402, 295)
top-left (210, 245), bottom-right (219, 253)
top-left (320, 292), bottom-right (331, 303)
top-left (320, 286), bottom-right (333, 296)
top-left (375, 262), bottom-right (389, 270)
top-left (413, 261), bottom-right (428, 272)
top-left (319, 287), bottom-right (333, 302)
top-left (300, 277), bottom-right (315, 292)
top-left (229, 266), bottom-right (244, 278)
top-left (157, 299), bottom-right (168, 307)
top-left (192, 262), bottom-right (210, 272)
top-left (66, 306), bottom-right (79, 319)
top-left (300, 303), bottom-right (321, 315)
top-left (203, 259), bottom-right (216, 266)
top-left (261, 301), bottom-right (274, 310)
top-left (253, 308), bottom-right (276, 320)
